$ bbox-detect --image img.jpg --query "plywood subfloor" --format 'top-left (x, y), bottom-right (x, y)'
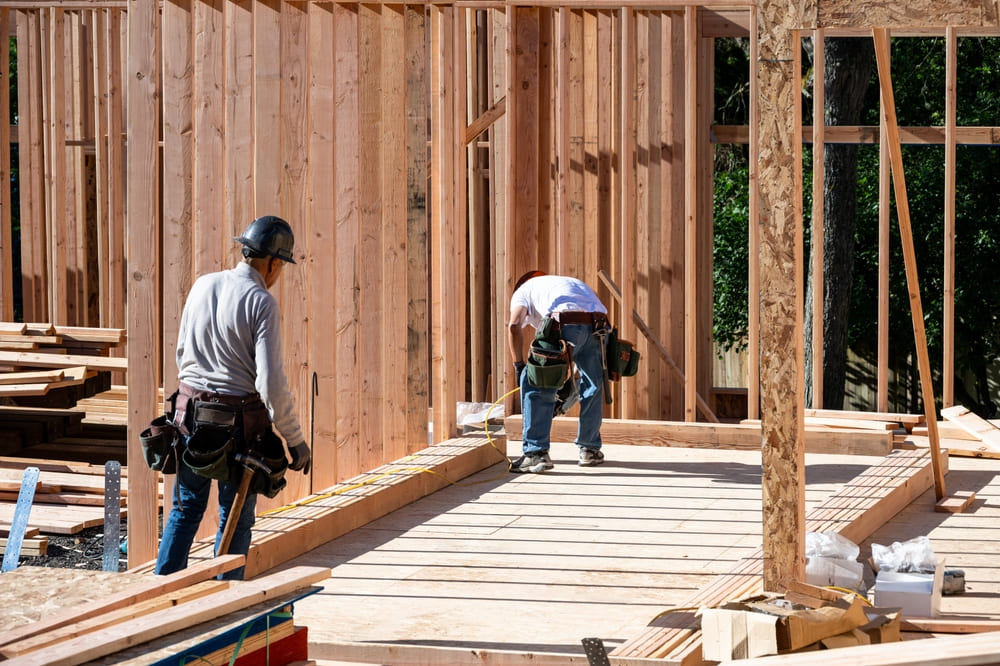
top-left (276, 439), bottom-right (1000, 661)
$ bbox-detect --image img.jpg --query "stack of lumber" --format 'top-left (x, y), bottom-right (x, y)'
top-left (0, 459), bottom-right (134, 538)
top-left (898, 404), bottom-right (1000, 459)
top-left (0, 555), bottom-right (328, 666)
top-left (0, 323), bottom-right (127, 397)
top-left (72, 385), bottom-right (166, 427)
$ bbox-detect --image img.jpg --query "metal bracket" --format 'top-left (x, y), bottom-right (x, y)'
top-left (103, 460), bottom-right (122, 572)
top-left (581, 637), bottom-right (611, 666)
top-left (2, 466), bottom-right (40, 573)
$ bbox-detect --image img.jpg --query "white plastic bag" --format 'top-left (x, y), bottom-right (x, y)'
top-left (805, 532), bottom-right (860, 561)
top-left (871, 535), bottom-right (938, 574)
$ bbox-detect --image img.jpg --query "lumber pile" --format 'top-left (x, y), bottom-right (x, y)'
top-left (0, 323), bottom-right (127, 392)
top-left (0, 458), bottom-right (135, 537)
top-left (0, 555), bottom-right (328, 665)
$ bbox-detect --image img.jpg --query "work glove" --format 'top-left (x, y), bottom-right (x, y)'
top-left (513, 361), bottom-right (526, 385)
top-left (288, 441), bottom-right (312, 475)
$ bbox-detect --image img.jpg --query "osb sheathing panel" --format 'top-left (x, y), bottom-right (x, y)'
top-left (816, 0), bottom-right (1000, 29)
top-left (755, 3), bottom-right (808, 590)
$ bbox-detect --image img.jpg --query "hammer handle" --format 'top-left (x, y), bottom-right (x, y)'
top-left (217, 465), bottom-right (254, 557)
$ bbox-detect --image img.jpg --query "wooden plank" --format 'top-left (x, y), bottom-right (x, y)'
top-left (0, 369), bottom-right (65, 385)
top-left (1, 566), bottom-right (330, 666)
top-left (505, 416), bottom-right (892, 456)
top-left (381, 3), bottom-right (407, 463)
top-left (0, 350), bottom-right (127, 371)
top-left (0, 555), bottom-right (246, 649)
top-left (405, 2), bottom-right (429, 458)
top-left (0, 580), bottom-right (231, 658)
top-left (358, 1), bottom-right (383, 470)
top-left (873, 28), bottom-right (945, 500)
top-left (941, 405), bottom-right (1000, 449)
top-left (333, 0), bottom-right (360, 481)
top-left (943, 26), bottom-right (957, 406)
top-left (0, 537), bottom-right (47, 557)
top-left (124, 0), bottom-right (159, 570)
top-left (306, 0), bottom-right (336, 492)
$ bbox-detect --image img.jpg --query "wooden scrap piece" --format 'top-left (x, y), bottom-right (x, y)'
top-left (941, 405), bottom-right (1000, 453)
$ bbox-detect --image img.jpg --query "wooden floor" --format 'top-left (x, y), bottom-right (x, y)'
top-left (270, 439), bottom-right (1000, 663)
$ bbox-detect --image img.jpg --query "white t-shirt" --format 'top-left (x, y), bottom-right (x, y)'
top-left (510, 275), bottom-right (606, 330)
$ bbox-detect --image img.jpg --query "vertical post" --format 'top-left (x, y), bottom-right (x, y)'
top-left (682, 6), bottom-right (697, 422)
top-left (810, 29), bottom-right (824, 408)
top-left (126, 0), bottom-right (160, 569)
top-left (943, 26), bottom-right (957, 407)
top-left (756, 11), bottom-right (807, 591)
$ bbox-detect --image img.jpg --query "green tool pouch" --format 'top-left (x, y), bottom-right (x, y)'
top-left (183, 426), bottom-right (234, 480)
top-left (184, 400), bottom-right (240, 481)
top-left (526, 316), bottom-right (570, 389)
top-left (140, 414), bottom-right (179, 474)
top-left (606, 327), bottom-right (640, 380)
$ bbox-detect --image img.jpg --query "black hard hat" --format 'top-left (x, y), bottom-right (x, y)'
top-left (234, 215), bottom-right (296, 264)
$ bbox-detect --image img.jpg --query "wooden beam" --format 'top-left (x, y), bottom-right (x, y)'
top-left (464, 95), bottom-right (505, 146)
top-left (872, 28), bottom-right (946, 500)
top-left (4, 566), bottom-right (330, 666)
top-left (810, 29), bottom-right (824, 407)
top-left (682, 5), bottom-right (696, 422)
top-left (943, 26), bottom-right (957, 407)
top-left (505, 415), bottom-right (893, 456)
top-left (125, 0), bottom-right (159, 569)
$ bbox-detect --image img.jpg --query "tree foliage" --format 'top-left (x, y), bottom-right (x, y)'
top-left (712, 35), bottom-right (1000, 414)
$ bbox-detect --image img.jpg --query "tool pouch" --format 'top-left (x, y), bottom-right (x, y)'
top-left (605, 327), bottom-right (640, 381)
top-left (184, 400), bottom-right (240, 481)
top-left (526, 317), bottom-right (570, 389)
top-left (249, 430), bottom-right (290, 498)
top-left (140, 413), bottom-right (179, 474)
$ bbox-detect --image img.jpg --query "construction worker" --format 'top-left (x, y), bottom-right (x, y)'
top-left (508, 271), bottom-right (609, 472)
top-left (155, 215), bottom-right (311, 580)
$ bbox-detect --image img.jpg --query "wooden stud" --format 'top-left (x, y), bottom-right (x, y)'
top-left (405, 2), bottom-right (429, 453)
top-left (125, 0), bottom-right (160, 570)
top-left (872, 27), bottom-right (946, 500)
top-left (810, 28), bottom-right (824, 407)
top-left (943, 26), bottom-right (957, 407)
top-left (683, 6), bottom-right (696, 422)
top-left (334, 1), bottom-right (360, 479)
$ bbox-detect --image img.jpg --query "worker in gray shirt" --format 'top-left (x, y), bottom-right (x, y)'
top-left (155, 215), bottom-right (310, 580)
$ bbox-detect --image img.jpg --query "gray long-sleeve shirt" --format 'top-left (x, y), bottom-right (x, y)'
top-left (176, 261), bottom-right (304, 446)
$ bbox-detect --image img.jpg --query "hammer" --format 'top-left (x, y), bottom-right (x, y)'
top-left (217, 452), bottom-right (269, 557)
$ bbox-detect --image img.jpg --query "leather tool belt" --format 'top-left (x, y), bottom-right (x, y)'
top-left (555, 311), bottom-right (609, 326)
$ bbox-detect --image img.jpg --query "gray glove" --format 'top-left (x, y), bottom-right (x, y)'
top-left (288, 441), bottom-right (311, 475)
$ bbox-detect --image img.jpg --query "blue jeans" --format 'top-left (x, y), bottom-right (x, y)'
top-left (155, 438), bottom-right (258, 580)
top-left (521, 322), bottom-right (604, 454)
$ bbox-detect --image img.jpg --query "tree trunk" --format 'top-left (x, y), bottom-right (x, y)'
top-left (804, 37), bottom-right (874, 409)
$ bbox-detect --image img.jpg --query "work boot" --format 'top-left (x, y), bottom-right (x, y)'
top-left (510, 452), bottom-right (554, 473)
top-left (578, 448), bottom-right (605, 466)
